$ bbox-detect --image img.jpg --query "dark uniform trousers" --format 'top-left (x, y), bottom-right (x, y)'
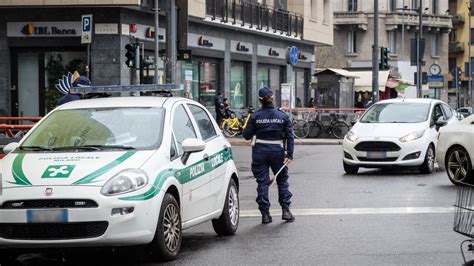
top-left (252, 144), bottom-right (292, 212)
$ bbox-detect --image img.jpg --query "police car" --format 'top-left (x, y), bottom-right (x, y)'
top-left (0, 89), bottom-right (239, 261)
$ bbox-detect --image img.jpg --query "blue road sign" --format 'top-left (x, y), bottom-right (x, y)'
top-left (81, 14), bottom-right (93, 44)
top-left (427, 75), bottom-right (444, 88)
top-left (82, 15), bottom-right (92, 32)
top-left (287, 46), bottom-right (299, 66)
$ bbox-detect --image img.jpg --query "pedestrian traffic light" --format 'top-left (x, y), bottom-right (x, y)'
top-left (379, 47), bottom-right (390, 70)
top-left (125, 43), bottom-right (138, 68)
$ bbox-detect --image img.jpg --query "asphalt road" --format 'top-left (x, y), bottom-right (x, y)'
top-left (2, 145), bottom-right (469, 265)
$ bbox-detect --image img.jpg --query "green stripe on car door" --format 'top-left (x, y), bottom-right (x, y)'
top-left (10, 154), bottom-right (33, 186)
top-left (119, 148), bottom-right (233, 201)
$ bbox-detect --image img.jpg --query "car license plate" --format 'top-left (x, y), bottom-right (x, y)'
top-left (27, 209), bottom-right (68, 223)
top-left (367, 151), bottom-right (387, 159)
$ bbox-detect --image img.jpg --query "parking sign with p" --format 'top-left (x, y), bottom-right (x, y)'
top-left (81, 14), bottom-right (92, 44)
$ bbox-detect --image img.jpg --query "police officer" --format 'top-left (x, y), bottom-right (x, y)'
top-left (243, 86), bottom-right (295, 224)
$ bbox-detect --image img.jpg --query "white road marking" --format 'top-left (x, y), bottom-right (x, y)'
top-left (239, 207), bottom-right (455, 217)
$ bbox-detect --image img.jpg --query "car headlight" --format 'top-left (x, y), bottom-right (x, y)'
top-left (101, 169), bottom-right (148, 196)
top-left (399, 130), bottom-right (425, 143)
top-left (345, 131), bottom-right (358, 143)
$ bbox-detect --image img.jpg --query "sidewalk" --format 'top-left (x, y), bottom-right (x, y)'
top-left (227, 138), bottom-right (342, 146)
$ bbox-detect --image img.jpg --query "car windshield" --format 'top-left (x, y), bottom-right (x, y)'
top-left (20, 107), bottom-right (164, 151)
top-left (360, 102), bottom-right (430, 123)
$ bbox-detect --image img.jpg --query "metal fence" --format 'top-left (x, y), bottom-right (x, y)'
top-left (206, 0), bottom-right (304, 38)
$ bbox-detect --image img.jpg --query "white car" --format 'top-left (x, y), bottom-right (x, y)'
top-left (436, 115), bottom-right (474, 185)
top-left (343, 99), bottom-right (458, 174)
top-left (0, 96), bottom-right (239, 261)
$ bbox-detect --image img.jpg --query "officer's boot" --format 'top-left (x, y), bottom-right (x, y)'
top-left (261, 211), bottom-right (272, 224)
top-left (282, 208), bottom-right (295, 222)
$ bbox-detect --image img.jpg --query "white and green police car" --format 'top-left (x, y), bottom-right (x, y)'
top-left (0, 96), bottom-right (239, 261)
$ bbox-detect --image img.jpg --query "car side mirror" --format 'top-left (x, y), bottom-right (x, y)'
top-left (181, 138), bottom-right (206, 164)
top-left (435, 117), bottom-right (448, 128)
top-left (3, 142), bottom-right (19, 154)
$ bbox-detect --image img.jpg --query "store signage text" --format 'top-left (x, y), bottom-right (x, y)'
top-left (7, 22), bottom-right (82, 37)
top-left (21, 23), bottom-right (76, 36)
top-left (298, 52), bottom-right (307, 61)
top-left (268, 48), bottom-right (280, 57)
top-left (236, 42), bottom-right (249, 52)
top-left (198, 36), bottom-right (214, 47)
top-left (145, 27), bottom-right (164, 40)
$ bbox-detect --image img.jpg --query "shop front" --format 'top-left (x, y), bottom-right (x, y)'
top-left (7, 21), bottom-right (87, 117)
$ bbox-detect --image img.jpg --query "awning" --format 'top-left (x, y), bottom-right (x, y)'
top-left (349, 71), bottom-right (390, 92)
top-left (313, 68), bottom-right (360, 78)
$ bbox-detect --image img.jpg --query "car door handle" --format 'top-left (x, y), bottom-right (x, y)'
top-left (203, 154), bottom-right (209, 161)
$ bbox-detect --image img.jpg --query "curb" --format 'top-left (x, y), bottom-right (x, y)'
top-left (227, 138), bottom-right (342, 146)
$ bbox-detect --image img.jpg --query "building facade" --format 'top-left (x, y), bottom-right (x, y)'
top-left (317, 0), bottom-right (452, 104)
top-left (0, 0), bottom-right (333, 117)
top-left (448, 0), bottom-right (472, 107)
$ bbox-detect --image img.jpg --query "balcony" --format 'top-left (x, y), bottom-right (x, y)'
top-left (333, 12), bottom-right (368, 30)
top-left (385, 12), bottom-right (452, 32)
top-left (452, 13), bottom-right (465, 25)
top-left (449, 41), bottom-right (465, 54)
top-left (206, 0), bottom-right (304, 39)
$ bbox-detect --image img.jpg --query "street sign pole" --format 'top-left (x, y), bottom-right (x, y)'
top-left (372, 0), bottom-right (379, 103)
top-left (154, 0), bottom-right (160, 84)
top-left (81, 14), bottom-right (93, 79)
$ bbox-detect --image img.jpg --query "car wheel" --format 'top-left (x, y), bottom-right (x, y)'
top-left (212, 178), bottom-right (239, 236)
top-left (446, 146), bottom-right (473, 185)
top-left (148, 193), bottom-right (182, 262)
top-left (343, 161), bottom-right (359, 174)
top-left (419, 145), bottom-right (435, 174)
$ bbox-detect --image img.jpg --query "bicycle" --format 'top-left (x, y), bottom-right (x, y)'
top-left (292, 111), bottom-right (313, 139)
top-left (454, 183), bottom-right (474, 266)
top-left (298, 112), bottom-right (349, 139)
top-left (220, 106), bottom-right (254, 138)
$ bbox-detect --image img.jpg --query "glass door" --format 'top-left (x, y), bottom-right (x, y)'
top-left (17, 53), bottom-right (39, 117)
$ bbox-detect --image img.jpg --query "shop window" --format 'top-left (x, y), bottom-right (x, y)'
top-left (257, 67), bottom-right (269, 89)
top-left (178, 61), bottom-right (219, 107)
top-left (295, 69), bottom-right (307, 107)
top-left (199, 62), bottom-right (218, 107)
top-left (230, 63), bottom-right (248, 109)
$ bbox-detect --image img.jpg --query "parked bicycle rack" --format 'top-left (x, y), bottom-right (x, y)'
top-left (281, 108), bottom-right (367, 139)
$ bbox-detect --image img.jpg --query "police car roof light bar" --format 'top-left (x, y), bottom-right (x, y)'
top-left (69, 84), bottom-right (181, 94)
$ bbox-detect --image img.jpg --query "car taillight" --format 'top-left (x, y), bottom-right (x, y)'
top-left (0, 154), bottom-right (5, 160)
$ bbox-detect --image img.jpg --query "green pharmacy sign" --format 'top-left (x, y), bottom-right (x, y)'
top-left (42, 165), bottom-right (76, 178)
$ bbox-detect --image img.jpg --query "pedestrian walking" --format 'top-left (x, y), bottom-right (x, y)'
top-left (243, 86), bottom-right (295, 224)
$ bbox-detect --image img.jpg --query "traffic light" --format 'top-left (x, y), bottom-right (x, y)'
top-left (125, 43), bottom-right (138, 68)
top-left (379, 47), bottom-right (390, 70)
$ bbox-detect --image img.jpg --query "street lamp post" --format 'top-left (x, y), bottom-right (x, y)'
top-left (468, 1), bottom-right (472, 107)
top-left (401, 1), bottom-right (405, 59)
top-left (417, 3), bottom-right (423, 98)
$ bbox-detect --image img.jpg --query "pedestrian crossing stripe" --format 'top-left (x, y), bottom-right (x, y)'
top-left (239, 207), bottom-right (454, 217)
